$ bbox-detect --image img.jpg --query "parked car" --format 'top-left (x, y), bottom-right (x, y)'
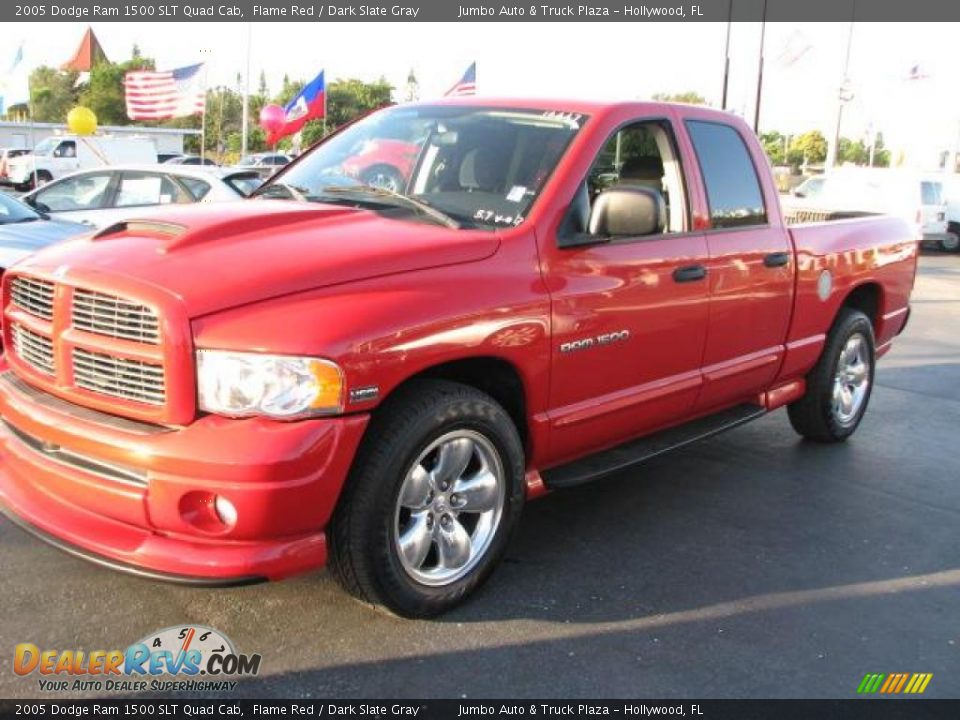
top-left (19, 164), bottom-right (246, 229)
top-left (783, 167), bottom-right (948, 247)
top-left (157, 152), bottom-right (185, 164)
top-left (233, 153), bottom-right (291, 178)
top-left (0, 148), bottom-right (31, 185)
top-left (0, 191), bottom-right (89, 271)
top-left (5, 135), bottom-right (158, 190)
top-left (940, 174), bottom-right (960, 252)
top-left (164, 155), bottom-right (219, 166)
top-left (340, 139), bottom-right (420, 192)
top-left (0, 99), bottom-right (917, 618)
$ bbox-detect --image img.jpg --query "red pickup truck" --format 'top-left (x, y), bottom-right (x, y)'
top-left (0, 99), bottom-right (917, 617)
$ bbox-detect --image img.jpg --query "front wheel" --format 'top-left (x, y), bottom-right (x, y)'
top-left (940, 232), bottom-right (959, 252)
top-left (328, 380), bottom-right (525, 617)
top-left (788, 308), bottom-right (876, 443)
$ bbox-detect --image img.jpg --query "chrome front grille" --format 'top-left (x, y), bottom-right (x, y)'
top-left (10, 324), bottom-right (55, 375)
top-left (10, 276), bottom-right (54, 320)
top-left (72, 348), bottom-right (166, 406)
top-left (72, 289), bottom-right (160, 345)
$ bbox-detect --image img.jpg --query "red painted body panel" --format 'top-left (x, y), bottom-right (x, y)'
top-left (0, 98), bottom-right (918, 583)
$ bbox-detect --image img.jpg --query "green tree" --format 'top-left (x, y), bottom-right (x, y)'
top-left (80, 53), bottom-right (155, 126)
top-left (651, 91), bottom-right (709, 106)
top-left (788, 130), bottom-right (827, 167)
top-left (26, 66), bottom-right (79, 122)
top-left (760, 131), bottom-right (787, 166)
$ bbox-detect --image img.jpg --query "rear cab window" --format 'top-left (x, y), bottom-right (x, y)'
top-left (686, 120), bottom-right (767, 229)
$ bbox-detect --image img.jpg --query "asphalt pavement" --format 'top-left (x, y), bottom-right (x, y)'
top-left (1, 253), bottom-right (958, 700)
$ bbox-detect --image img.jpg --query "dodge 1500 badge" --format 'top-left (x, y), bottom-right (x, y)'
top-left (0, 99), bottom-right (917, 617)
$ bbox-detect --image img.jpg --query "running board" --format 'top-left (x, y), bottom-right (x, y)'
top-left (542, 403), bottom-right (766, 488)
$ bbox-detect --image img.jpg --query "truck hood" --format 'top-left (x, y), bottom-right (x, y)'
top-left (15, 200), bottom-right (500, 317)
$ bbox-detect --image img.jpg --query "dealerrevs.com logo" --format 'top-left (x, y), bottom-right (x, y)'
top-left (14, 625), bottom-right (261, 693)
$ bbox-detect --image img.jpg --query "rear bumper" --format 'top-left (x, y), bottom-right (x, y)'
top-left (0, 367), bottom-right (369, 582)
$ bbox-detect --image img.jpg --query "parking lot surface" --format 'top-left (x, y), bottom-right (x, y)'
top-left (1, 253), bottom-right (958, 699)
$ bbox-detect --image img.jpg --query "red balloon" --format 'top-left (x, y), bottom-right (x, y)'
top-left (259, 104), bottom-right (286, 134)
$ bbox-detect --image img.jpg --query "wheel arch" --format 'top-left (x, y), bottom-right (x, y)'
top-left (839, 281), bottom-right (884, 334)
top-left (376, 356), bottom-right (529, 450)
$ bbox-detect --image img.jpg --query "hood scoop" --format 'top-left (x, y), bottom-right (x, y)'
top-left (91, 204), bottom-right (357, 253)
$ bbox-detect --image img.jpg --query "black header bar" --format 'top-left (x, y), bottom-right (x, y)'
top-left (5, 0), bottom-right (960, 23)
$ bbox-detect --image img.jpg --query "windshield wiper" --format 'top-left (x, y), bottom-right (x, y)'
top-left (318, 185), bottom-right (465, 229)
top-left (252, 182), bottom-right (310, 202)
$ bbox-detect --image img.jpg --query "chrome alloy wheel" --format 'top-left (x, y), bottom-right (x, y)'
top-left (394, 430), bottom-right (506, 586)
top-left (832, 333), bottom-right (870, 426)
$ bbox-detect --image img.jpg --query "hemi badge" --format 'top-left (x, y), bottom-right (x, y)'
top-left (349, 386), bottom-right (380, 404)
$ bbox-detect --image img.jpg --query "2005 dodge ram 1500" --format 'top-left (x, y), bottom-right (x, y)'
top-left (0, 99), bottom-right (917, 617)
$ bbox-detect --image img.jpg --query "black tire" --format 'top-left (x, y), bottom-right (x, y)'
top-left (941, 227), bottom-right (960, 253)
top-left (328, 379), bottom-right (525, 618)
top-left (788, 308), bottom-right (876, 443)
top-left (360, 164), bottom-right (405, 193)
top-left (28, 170), bottom-right (51, 191)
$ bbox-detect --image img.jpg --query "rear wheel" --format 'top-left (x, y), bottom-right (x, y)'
top-left (328, 380), bottom-right (525, 617)
top-left (941, 230), bottom-right (960, 252)
top-left (788, 308), bottom-right (875, 443)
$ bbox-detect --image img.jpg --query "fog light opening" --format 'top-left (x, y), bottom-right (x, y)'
top-left (214, 495), bottom-right (238, 527)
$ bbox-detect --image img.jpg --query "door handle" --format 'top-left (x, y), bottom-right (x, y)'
top-left (673, 265), bottom-right (707, 283)
top-left (763, 251), bottom-right (790, 268)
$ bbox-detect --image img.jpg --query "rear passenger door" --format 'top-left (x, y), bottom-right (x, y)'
top-left (542, 117), bottom-right (711, 465)
top-left (684, 119), bottom-right (794, 412)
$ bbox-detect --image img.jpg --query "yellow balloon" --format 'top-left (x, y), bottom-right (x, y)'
top-left (67, 107), bottom-right (97, 136)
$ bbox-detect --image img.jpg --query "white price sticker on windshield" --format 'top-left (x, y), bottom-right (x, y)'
top-left (507, 185), bottom-right (527, 203)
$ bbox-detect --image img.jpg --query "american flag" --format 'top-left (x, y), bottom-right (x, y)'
top-left (444, 62), bottom-right (476, 97)
top-left (124, 63), bottom-right (206, 120)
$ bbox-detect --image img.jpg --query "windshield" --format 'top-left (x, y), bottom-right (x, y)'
top-left (261, 105), bottom-right (585, 228)
top-left (796, 176), bottom-right (825, 198)
top-left (0, 192), bottom-right (41, 224)
top-left (31, 138), bottom-right (59, 157)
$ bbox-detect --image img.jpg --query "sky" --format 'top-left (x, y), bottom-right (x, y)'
top-left (9, 21), bottom-right (960, 159)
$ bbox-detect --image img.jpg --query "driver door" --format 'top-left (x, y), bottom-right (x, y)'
top-left (540, 117), bottom-right (710, 466)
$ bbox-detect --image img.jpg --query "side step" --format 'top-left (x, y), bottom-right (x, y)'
top-left (542, 403), bottom-right (766, 488)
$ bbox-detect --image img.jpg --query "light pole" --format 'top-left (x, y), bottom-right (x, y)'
top-left (753, 0), bottom-right (767, 132)
top-left (826, 2), bottom-right (857, 170)
top-left (721, 0), bottom-right (733, 110)
top-left (241, 23), bottom-right (251, 157)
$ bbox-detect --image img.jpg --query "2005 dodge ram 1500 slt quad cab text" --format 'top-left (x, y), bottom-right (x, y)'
top-left (0, 99), bottom-right (917, 617)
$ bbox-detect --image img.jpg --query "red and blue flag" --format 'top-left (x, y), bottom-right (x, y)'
top-left (268, 69), bottom-right (325, 144)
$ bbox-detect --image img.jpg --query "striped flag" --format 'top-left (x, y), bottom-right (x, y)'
top-left (124, 63), bottom-right (206, 120)
top-left (444, 62), bottom-right (476, 97)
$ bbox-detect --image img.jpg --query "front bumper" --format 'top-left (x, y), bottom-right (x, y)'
top-left (0, 367), bottom-right (369, 583)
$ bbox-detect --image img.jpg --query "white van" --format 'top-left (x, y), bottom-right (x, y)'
top-left (5, 135), bottom-right (158, 190)
top-left (783, 168), bottom-right (949, 247)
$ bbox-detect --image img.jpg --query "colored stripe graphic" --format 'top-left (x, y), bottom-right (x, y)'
top-left (858, 672), bottom-right (932, 694)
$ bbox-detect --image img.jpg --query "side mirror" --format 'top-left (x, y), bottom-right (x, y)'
top-left (588, 186), bottom-right (665, 238)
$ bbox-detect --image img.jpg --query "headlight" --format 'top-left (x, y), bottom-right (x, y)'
top-left (196, 350), bottom-right (344, 419)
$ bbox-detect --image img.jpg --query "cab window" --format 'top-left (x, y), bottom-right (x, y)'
top-left (686, 120), bottom-right (767, 228)
top-left (54, 141), bottom-right (76, 159)
top-left (563, 119), bottom-right (688, 239)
